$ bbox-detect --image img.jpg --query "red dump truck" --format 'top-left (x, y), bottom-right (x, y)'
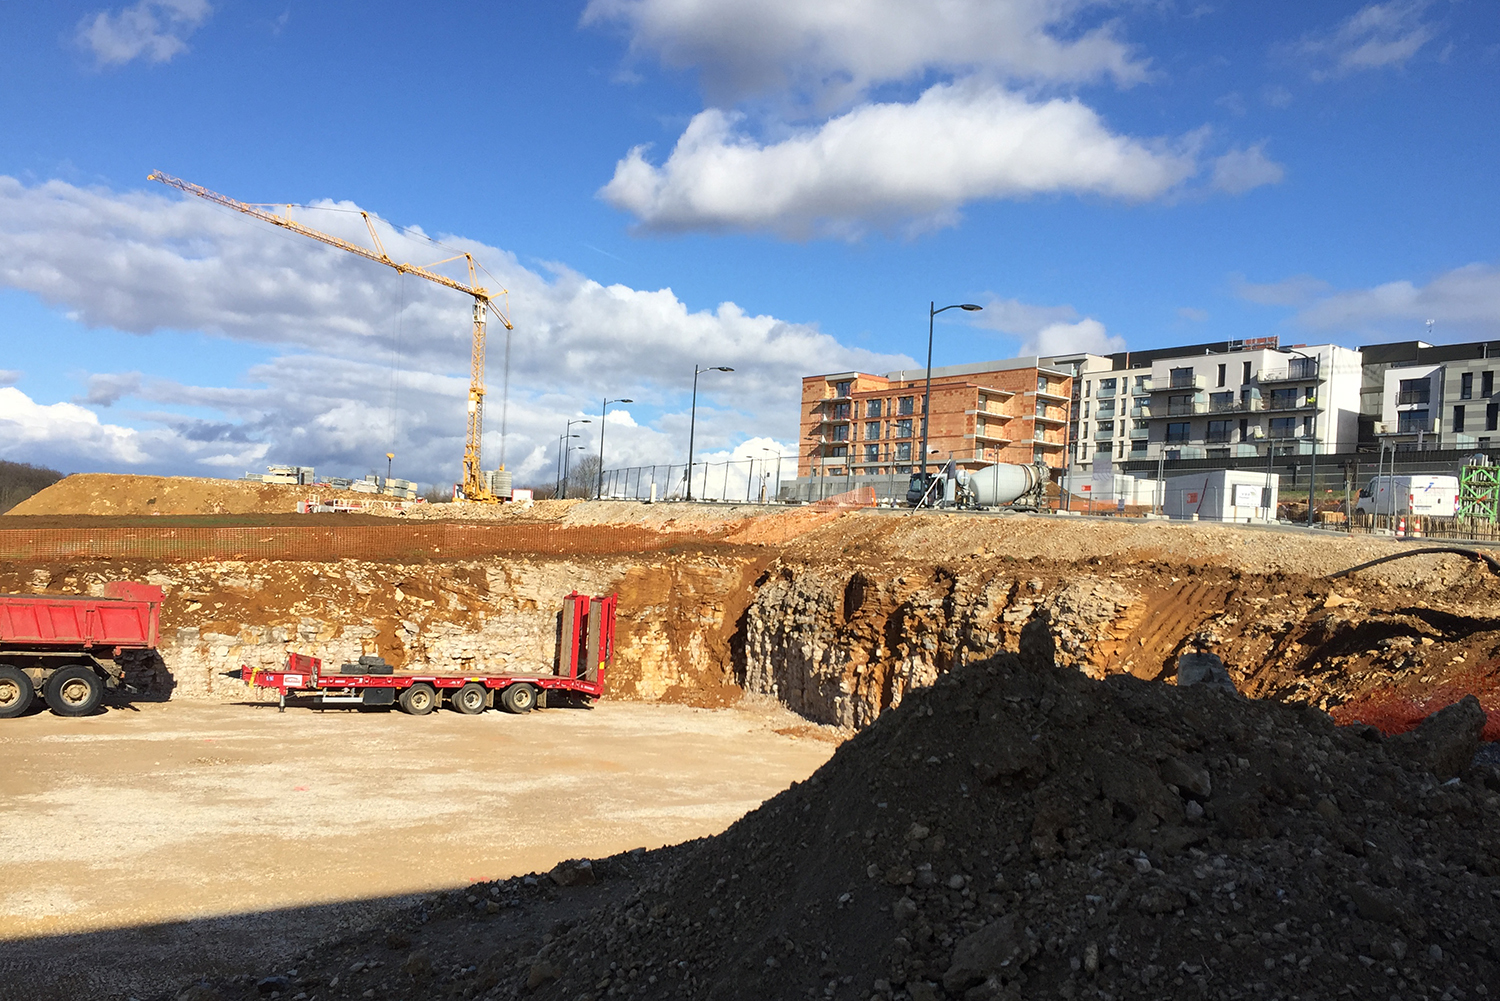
top-left (0, 581), bottom-right (164, 718)
top-left (242, 591), bottom-right (616, 715)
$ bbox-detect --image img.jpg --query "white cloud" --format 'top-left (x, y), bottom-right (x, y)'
top-left (582, 0), bottom-right (1148, 108)
top-left (1291, 263), bottom-right (1500, 337)
top-left (970, 295), bottom-right (1124, 355)
top-left (0, 176), bottom-right (909, 486)
top-left (1177, 307), bottom-right (1209, 322)
top-left (1024, 318), bottom-right (1125, 356)
top-left (0, 387), bottom-right (149, 467)
top-left (1210, 143), bottom-right (1286, 194)
top-left (75, 0), bottom-right (212, 67)
top-left (1233, 273), bottom-right (1333, 307)
top-left (0, 369), bottom-right (20, 386)
top-left (600, 82), bottom-right (1198, 238)
top-left (1293, 1), bottom-right (1439, 80)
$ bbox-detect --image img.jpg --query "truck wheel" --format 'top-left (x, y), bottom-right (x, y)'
top-left (44, 666), bottom-right (104, 717)
top-left (399, 683), bottom-right (437, 716)
top-left (451, 682), bottom-right (487, 715)
top-left (0, 665), bottom-right (34, 719)
top-left (501, 683), bottom-right (536, 714)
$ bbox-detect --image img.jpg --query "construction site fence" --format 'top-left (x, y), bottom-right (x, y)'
top-left (0, 523), bottom-right (689, 564)
top-left (589, 458), bottom-right (795, 504)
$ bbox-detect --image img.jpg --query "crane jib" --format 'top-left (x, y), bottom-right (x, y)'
top-left (147, 170), bottom-right (512, 502)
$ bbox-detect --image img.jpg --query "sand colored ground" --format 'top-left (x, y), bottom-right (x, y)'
top-left (4, 473), bottom-right (401, 517)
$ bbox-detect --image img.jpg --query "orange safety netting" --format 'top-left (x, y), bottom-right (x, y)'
top-left (0, 523), bottom-right (699, 563)
top-left (812, 486), bottom-right (878, 511)
top-left (1327, 661), bottom-right (1500, 741)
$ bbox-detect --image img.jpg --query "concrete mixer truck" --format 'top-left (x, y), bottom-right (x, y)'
top-left (907, 461), bottom-right (1050, 511)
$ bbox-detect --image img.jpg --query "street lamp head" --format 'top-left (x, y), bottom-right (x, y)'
top-left (714, 366), bottom-right (734, 372)
top-left (959, 304), bottom-right (983, 311)
top-left (619, 398), bottom-right (634, 404)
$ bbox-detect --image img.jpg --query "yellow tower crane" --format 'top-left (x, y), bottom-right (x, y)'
top-left (147, 170), bottom-right (512, 502)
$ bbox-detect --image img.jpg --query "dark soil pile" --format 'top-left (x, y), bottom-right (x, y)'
top-left (170, 637), bottom-right (1500, 1001)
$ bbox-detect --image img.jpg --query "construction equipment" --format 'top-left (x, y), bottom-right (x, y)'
top-left (241, 592), bottom-right (616, 715)
top-left (147, 171), bottom-right (512, 502)
top-left (0, 582), bottom-right (163, 717)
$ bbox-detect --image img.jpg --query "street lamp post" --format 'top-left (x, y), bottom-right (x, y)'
top-left (918, 301), bottom-right (983, 502)
top-left (555, 433), bottom-right (581, 496)
top-left (561, 418), bottom-right (591, 498)
top-left (596, 397), bottom-right (635, 499)
top-left (686, 365), bottom-right (733, 501)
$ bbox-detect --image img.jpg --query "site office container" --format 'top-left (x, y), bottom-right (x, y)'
top-left (0, 581), bottom-right (164, 718)
top-left (242, 591), bottom-right (616, 716)
top-left (1162, 470), bottom-right (1280, 523)
top-left (1354, 475), bottom-right (1460, 517)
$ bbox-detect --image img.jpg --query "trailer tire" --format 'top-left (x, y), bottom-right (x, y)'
top-left (399, 683), bottom-right (437, 716)
top-left (451, 682), bottom-right (487, 715)
top-left (501, 683), bottom-right (536, 714)
top-left (0, 664), bottom-right (34, 719)
top-left (44, 665), bottom-right (104, 717)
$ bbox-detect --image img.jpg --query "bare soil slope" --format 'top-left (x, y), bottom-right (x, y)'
top-left (4, 473), bottom-right (383, 517)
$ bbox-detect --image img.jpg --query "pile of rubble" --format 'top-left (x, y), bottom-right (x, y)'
top-left (176, 622), bottom-right (1500, 1001)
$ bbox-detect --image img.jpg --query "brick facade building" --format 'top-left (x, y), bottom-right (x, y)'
top-left (798, 358), bottom-right (1074, 479)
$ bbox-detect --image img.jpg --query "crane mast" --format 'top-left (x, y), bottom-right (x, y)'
top-left (147, 170), bottom-right (511, 501)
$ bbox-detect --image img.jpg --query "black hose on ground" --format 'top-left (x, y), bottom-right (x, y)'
top-left (1329, 546), bottom-right (1500, 579)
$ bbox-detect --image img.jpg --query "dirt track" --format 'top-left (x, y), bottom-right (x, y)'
top-left (0, 699), bottom-right (836, 996)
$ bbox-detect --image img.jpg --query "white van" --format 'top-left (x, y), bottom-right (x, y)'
top-left (1354, 474), bottom-right (1459, 516)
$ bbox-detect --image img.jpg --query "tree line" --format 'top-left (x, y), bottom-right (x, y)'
top-left (0, 460), bottom-right (64, 514)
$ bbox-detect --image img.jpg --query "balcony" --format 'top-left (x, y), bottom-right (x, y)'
top-left (1262, 395), bottom-right (1320, 413)
top-left (1093, 427), bottom-right (1116, 441)
top-left (1146, 374), bottom-right (1208, 392)
top-left (1266, 426), bottom-right (1307, 440)
top-left (1034, 411), bottom-right (1069, 426)
top-left (1164, 433), bottom-right (1195, 446)
top-left (1208, 397), bottom-right (1263, 413)
top-left (973, 431), bottom-right (1013, 445)
top-left (1034, 387), bottom-right (1071, 403)
top-left (1205, 431), bottom-right (1234, 444)
top-left (1096, 384), bottom-right (1123, 399)
top-left (1128, 426), bottom-right (1150, 440)
top-left (1166, 401), bottom-right (1207, 416)
top-left (1129, 406), bottom-right (1152, 419)
top-left (1257, 360), bottom-right (1320, 384)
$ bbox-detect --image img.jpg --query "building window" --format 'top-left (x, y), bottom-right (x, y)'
top-left (1083, 400), bottom-right (1090, 418)
top-left (1209, 391), bottom-right (1234, 411)
top-left (1216, 363), bottom-right (1226, 388)
top-left (1489, 402), bottom-right (1499, 432)
top-left (864, 421), bottom-right (881, 440)
top-left (1461, 373), bottom-right (1474, 400)
top-left (1169, 367), bottom-right (1195, 389)
top-left (894, 442), bottom-right (912, 462)
top-left (863, 444), bottom-right (879, 463)
top-left (1135, 375), bottom-right (1150, 392)
top-left (1397, 410), bottom-right (1429, 433)
top-left (1269, 389), bottom-right (1299, 410)
top-left (895, 419), bottom-right (913, 438)
top-left (1131, 439), bottom-right (1148, 453)
top-left (1270, 416), bottom-right (1297, 438)
top-left (1206, 420), bottom-right (1232, 443)
top-left (1242, 360), bottom-right (1252, 383)
top-left (1098, 420), bottom-right (1116, 437)
top-left (1037, 376), bottom-right (1049, 393)
top-left (1099, 378), bottom-right (1116, 395)
top-left (831, 424), bottom-right (849, 441)
top-left (897, 396), bottom-right (915, 415)
top-left (865, 399), bottom-right (882, 418)
top-left (834, 380), bottom-right (852, 398)
top-left (1397, 378), bottom-right (1430, 405)
top-left (1455, 405), bottom-right (1466, 433)
top-left (1165, 422), bottom-right (1191, 444)
top-left (832, 402), bottom-right (851, 420)
top-left (1290, 356), bottom-right (1319, 380)
top-left (1167, 393), bottom-right (1197, 416)
top-left (1485, 372), bottom-right (1495, 398)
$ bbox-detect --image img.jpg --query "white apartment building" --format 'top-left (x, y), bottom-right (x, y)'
top-left (1047, 338), bottom-right (1362, 466)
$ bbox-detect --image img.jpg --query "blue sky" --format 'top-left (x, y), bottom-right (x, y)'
top-left (0, 0), bottom-right (1496, 487)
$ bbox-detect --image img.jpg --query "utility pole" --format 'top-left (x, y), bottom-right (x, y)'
top-left (686, 365), bottom-right (733, 501)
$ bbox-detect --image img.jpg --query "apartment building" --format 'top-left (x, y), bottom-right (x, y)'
top-left (1045, 339), bottom-right (1362, 465)
top-left (797, 359), bottom-right (1074, 479)
top-left (1359, 340), bottom-right (1500, 449)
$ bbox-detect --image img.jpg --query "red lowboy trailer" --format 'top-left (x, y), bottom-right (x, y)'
top-left (243, 591), bottom-right (616, 715)
top-left (0, 581), bottom-right (164, 718)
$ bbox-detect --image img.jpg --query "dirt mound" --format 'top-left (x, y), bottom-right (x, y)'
top-left (177, 639), bottom-right (1500, 1000)
top-left (5, 473), bottom-right (386, 517)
